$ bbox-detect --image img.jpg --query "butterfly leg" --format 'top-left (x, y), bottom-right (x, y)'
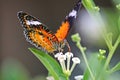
top-left (58, 45), bottom-right (64, 52)
top-left (64, 40), bottom-right (71, 52)
top-left (57, 40), bottom-right (71, 52)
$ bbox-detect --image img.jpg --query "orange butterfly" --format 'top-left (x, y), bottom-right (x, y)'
top-left (17, 0), bottom-right (81, 53)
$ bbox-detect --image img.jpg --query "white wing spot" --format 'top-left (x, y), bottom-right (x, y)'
top-left (69, 10), bottom-right (77, 18)
top-left (26, 21), bottom-right (41, 25)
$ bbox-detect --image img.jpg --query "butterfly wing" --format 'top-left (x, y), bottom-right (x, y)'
top-left (17, 11), bottom-right (58, 53)
top-left (55, 0), bottom-right (82, 42)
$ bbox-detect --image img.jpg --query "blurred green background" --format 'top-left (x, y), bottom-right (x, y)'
top-left (0, 0), bottom-right (120, 80)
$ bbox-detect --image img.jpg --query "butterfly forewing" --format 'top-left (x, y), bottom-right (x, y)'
top-left (17, 11), bottom-right (58, 53)
top-left (55, 0), bottom-right (82, 42)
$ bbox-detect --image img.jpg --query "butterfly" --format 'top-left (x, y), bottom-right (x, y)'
top-left (17, 0), bottom-right (82, 53)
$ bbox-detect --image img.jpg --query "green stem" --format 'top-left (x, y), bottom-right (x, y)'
top-left (109, 62), bottom-right (120, 74)
top-left (66, 76), bottom-right (69, 80)
top-left (103, 31), bottom-right (113, 50)
top-left (104, 35), bottom-right (120, 70)
top-left (82, 0), bottom-right (120, 71)
top-left (70, 63), bottom-right (76, 73)
top-left (82, 0), bottom-right (100, 18)
top-left (82, 0), bottom-right (96, 12)
top-left (76, 42), bottom-right (95, 80)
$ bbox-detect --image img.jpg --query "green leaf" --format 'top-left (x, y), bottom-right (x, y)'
top-left (1, 59), bottom-right (30, 80)
top-left (118, 16), bottom-right (120, 32)
top-left (110, 62), bottom-right (120, 73)
top-left (83, 69), bottom-right (90, 80)
top-left (29, 48), bottom-right (67, 80)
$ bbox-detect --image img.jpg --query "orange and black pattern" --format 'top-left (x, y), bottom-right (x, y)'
top-left (17, 0), bottom-right (82, 53)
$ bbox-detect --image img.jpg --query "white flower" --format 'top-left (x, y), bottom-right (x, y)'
top-left (54, 52), bottom-right (81, 77)
top-left (65, 52), bottom-right (73, 58)
top-left (70, 57), bottom-right (80, 73)
top-left (54, 52), bottom-right (63, 58)
top-left (65, 52), bottom-right (73, 71)
top-left (56, 54), bottom-right (66, 72)
top-left (72, 57), bottom-right (80, 64)
top-left (74, 75), bottom-right (83, 80)
top-left (57, 54), bottom-right (66, 62)
top-left (46, 76), bottom-right (54, 80)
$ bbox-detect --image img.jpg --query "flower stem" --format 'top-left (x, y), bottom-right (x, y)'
top-left (103, 31), bottom-right (113, 50)
top-left (60, 61), bottom-right (66, 73)
top-left (70, 63), bottom-right (76, 73)
top-left (67, 57), bottom-right (70, 71)
top-left (76, 42), bottom-right (95, 80)
top-left (104, 35), bottom-right (120, 70)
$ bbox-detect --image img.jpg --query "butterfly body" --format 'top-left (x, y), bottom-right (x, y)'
top-left (17, 0), bottom-right (82, 53)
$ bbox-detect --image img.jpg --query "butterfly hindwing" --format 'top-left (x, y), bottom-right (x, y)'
top-left (17, 11), bottom-right (58, 53)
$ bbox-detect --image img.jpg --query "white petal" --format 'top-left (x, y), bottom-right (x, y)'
top-left (65, 52), bottom-right (73, 58)
top-left (72, 57), bottom-right (80, 64)
top-left (74, 75), bottom-right (83, 80)
top-left (58, 54), bottom-right (66, 62)
top-left (54, 52), bottom-right (63, 58)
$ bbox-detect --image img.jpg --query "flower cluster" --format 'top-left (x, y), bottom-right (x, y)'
top-left (54, 52), bottom-right (80, 76)
top-left (98, 49), bottom-right (106, 60)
